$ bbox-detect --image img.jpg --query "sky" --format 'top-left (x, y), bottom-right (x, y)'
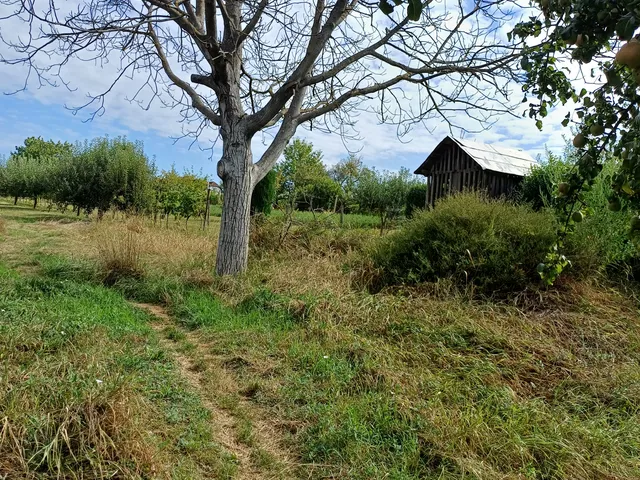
top-left (0, 1), bottom-right (576, 182)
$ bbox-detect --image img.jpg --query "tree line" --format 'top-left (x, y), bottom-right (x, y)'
top-left (0, 136), bottom-right (220, 225)
top-left (1, 136), bottom-right (427, 230)
top-left (269, 138), bottom-right (426, 230)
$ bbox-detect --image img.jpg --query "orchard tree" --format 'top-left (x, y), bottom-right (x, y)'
top-left (356, 167), bottom-right (415, 234)
top-left (329, 154), bottom-right (369, 215)
top-left (513, 0), bottom-right (640, 281)
top-left (275, 139), bottom-right (331, 210)
top-left (1, 0), bottom-right (522, 274)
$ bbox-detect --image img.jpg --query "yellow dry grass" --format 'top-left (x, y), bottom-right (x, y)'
top-left (85, 217), bottom-right (220, 280)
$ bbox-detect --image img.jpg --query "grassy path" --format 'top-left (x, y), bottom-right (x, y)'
top-left (132, 302), bottom-right (295, 479)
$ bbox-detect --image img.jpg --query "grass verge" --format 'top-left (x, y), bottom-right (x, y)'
top-left (0, 263), bottom-right (237, 479)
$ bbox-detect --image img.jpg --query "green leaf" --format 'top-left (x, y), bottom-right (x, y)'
top-left (407, 0), bottom-right (422, 21)
top-left (616, 15), bottom-right (637, 41)
top-left (379, 0), bottom-right (394, 15)
top-left (536, 119), bottom-right (543, 130)
top-left (561, 118), bottom-right (569, 127)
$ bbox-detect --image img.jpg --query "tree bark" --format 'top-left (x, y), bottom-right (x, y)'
top-left (215, 134), bottom-right (253, 276)
top-left (33, 197), bottom-right (38, 209)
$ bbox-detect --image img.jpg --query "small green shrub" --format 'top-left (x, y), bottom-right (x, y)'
top-left (363, 192), bottom-right (557, 295)
top-left (251, 170), bottom-right (276, 216)
top-left (405, 183), bottom-right (427, 217)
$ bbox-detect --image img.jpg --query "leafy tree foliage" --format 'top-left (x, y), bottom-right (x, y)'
top-left (356, 167), bottom-right (419, 233)
top-left (329, 154), bottom-right (371, 214)
top-left (12, 137), bottom-right (73, 160)
top-left (61, 137), bottom-right (155, 217)
top-left (513, 1), bottom-right (640, 279)
top-left (251, 170), bottom-right (276, 216)
top-left (154, 169), bottom-right (209, 226)
top-left (276, 139), bottom-right (335, 211)
top-left (405, 183), bottom-right (427, 218)
top-left (2, 137), bottom-right (73, 207)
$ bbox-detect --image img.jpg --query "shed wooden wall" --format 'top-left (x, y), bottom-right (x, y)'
top-left (423, 144), bottom-right (523, 207)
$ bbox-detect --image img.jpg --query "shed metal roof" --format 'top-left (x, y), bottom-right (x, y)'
top-left (414, 136), bottom-right (538, 177)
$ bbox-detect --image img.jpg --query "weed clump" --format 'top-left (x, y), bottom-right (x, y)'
top-left (361, 192), bottom-right (557, 295)
top-left (97, 228), bottom-right (144, 285)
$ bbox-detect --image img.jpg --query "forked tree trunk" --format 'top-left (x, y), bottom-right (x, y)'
top-left (215, 138), bottom-right (253, 276)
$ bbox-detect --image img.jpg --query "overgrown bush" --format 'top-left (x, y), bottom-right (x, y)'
top-left (362, 192), bottom-right (557, 295)
top-left (518, 149), bottom-right (639, 275)
top-left (517, 151), bottom-right (570, 210)
top-left (251, 169), bottom-right (276, 215)
top-left (405, 183), bottom-right (427, 217)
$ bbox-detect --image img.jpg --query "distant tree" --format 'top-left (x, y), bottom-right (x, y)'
top-left (177, 174), bottom-right (208, 226)
top-left (55, 137), bottom-right (154, 217)
top-left (2, 155), bottom-right (55, 208)
top-left (329, 154), bottom-right (363, 212)
top-left (405, 183), bottom-right (428, 217)
top-left (251, 170), bottom-right (276, 216)
top-left (6, 137), bottom-right (73, 208)
top-left (155, 168), bottom-right (208, 227)
top-left (356, 168), bottom-right (415, 234)
top-left (276, 139), bottom-right (333, 211)
top-left (12, 137), bottom-right (73, 160)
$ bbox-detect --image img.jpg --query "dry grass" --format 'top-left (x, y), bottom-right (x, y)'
top-left (0, 215), bottom-right (6, 235)
top-left (87, 218), bottom-right (219, 282)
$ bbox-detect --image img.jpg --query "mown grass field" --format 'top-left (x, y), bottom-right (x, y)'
top-left (2, 199), bottom-right (640, 479)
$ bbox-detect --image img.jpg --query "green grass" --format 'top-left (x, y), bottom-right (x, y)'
top-left (270, 209), bottom-right (381, 229)
top-left (0, 263), bottom-right (237, 478)
top-left (3, 201), bottom-right (640, 479)
top-left (90, 270), bottom-right (640, 479)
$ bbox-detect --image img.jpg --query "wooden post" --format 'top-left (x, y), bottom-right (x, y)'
top-left (203, 187), bottom-right (211, 230)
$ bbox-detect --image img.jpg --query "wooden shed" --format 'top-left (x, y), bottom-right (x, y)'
top-left (414, 136), bottom-right (537, 207)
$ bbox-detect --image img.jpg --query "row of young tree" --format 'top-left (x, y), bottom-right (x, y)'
top-left (269, 138), bottom-right (426, 229)
top-left (0, 136), bottom-right (219, 224)
top-left (1, 136), bottom-right (426, 229)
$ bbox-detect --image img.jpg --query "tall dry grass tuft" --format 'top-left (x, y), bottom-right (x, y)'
top-left (0, 215), bottom-right (6, 235)
top-left (88, 217), bottom-right (219, 281)
top-left (97, 227), bottom-right (144, 285)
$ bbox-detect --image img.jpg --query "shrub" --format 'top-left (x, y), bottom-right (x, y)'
top-left (405, 183), bottom-right (427, 217)
top-left (517, 151), bottom-right (571, 211)
top-left (564, 159), bottom-right (637, 273)
top-left (251, 170), bottom-right (276, 216)
top-left (363, 192), bottom-right (557, 295)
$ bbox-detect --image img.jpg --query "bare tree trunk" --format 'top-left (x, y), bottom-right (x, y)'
top-left (13, 196), bottom-right (18, 205)
top-left (33, 197), bottom-right (37, 209)
top-left (215, 136), bottom-right (253, 276)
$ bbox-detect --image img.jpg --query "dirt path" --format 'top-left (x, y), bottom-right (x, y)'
top-left (131, 302), bottom-right (296, 480)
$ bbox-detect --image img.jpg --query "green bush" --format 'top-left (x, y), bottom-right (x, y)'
top-left (251, 170), bottom-right (276, 216)
top-left (518, 149), bottom-right (639, 275)
top-left (517, 151), bottom-right (571, 211)
top-left (564, 159), bottom-right (637, 273)
top-left (405, 183), bottom-right (427, 217)
top-left (364, 192), bottom-right (557, 295)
